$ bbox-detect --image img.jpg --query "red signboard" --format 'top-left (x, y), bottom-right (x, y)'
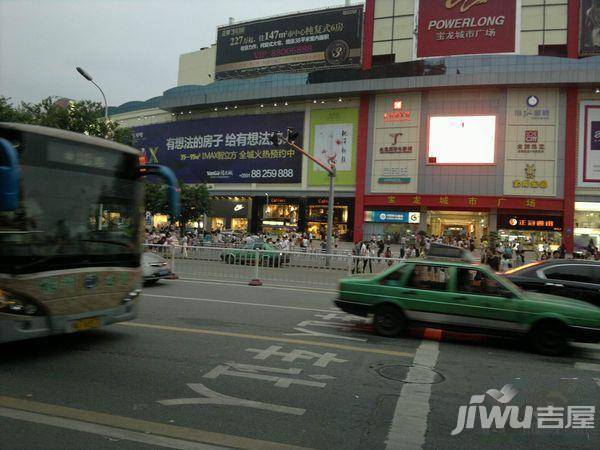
top-left (417, 0), bottom-right (517, 58)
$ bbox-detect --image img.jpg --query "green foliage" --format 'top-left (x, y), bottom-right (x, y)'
top-left (179, 183), bottom-right (212, 232)
top-left (0, 95), bottom-right (132, 145)
top-left (144, 182), bottom-right (211, 231)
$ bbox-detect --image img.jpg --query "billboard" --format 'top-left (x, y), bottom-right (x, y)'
top-left (578, 102), bottom-right (600, 187)
top-left (132, 112), bottom-right (304, 184)
top-left (308, 108), bottom-right (358, 186)
top-left (215, 5), bottom-right (363, 79)
top-left (504, 88), bottom-right (558, 197)
top-left (580, 0), bottom-right (600, 56)
top-left (417, 0), bottom-right (517, 58)
top-left (427, 115), bottom-right (496, 164)
top-left (364, 211), bottom-right (421, 224)
top-left (371, 93), bottom-right (422, 194)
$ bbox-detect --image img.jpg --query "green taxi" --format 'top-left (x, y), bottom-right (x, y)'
top-left (335, 260), bottom-right (600, 355)
top-left (220, 242), bottom-right (290, 267)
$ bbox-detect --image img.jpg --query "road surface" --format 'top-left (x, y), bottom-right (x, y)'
top-left (1, 279), bottom-right (599, 449)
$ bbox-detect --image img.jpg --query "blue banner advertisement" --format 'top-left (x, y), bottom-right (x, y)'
top-left (364, 210), bottom-right (421, 224)
top-left (132, 112), bottom-right (304, 184)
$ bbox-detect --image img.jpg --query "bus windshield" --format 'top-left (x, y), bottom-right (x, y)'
top-left (0, 131), bottom-right (141, 274)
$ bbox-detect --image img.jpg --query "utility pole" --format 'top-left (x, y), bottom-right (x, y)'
top-left (270, 128), bottom-right (336, 257)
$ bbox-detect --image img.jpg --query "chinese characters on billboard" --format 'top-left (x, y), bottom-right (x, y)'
top-left (580, 0), bottom-right (600, 56)
top-left (215, 5), bottom-right (363, 79)
top-left (417, 0), bottom-right (517, 58)
top-left (132, 113), bottom-right (304, 184)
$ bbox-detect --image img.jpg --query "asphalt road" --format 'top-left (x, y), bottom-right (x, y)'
top-left (1, 279), bottom-right (599, 450)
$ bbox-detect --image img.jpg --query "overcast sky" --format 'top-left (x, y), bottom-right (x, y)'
top-left (0, 0), bottom-right (350, 107)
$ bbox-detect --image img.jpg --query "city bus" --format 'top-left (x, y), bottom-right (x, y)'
top-left (0, 122), bottom-right (179, 343)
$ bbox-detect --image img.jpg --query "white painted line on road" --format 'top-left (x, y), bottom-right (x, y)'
top-left (158, 383), bottom-right (306, 416)
top-left (385, 340), bottom-right (440, 450)
top-left (575, 362), bottom-right (600, 372)
top-left (171, 278), bottom-right (337, 294)
top-left (593, 378), bottom-right (600, 387)
top-left (0, 406), bottom-right (225, 450)
top-left (143, 293), bottom-right (333, 313)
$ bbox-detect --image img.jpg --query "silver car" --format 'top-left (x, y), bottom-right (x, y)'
top-left (142, 251), bottom-right (174, 285)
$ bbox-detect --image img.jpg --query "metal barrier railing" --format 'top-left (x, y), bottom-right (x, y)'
top-left (143, 244), bottom-right (403, 288)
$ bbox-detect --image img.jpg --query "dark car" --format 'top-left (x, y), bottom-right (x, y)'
top-left (503, 260), bottom-right (600, 308)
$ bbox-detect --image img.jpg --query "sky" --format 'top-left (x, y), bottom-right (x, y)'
top-left (0, 0), bottom-right (350, 107)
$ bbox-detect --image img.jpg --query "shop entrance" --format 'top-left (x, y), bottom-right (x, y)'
top-left (427, 211), bottom-right (489, 241)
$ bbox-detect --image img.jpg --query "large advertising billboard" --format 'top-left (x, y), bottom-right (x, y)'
top-left (580, 0), bottom-right (600, 56)
top-left (308, 108), bottom-right (358, 186)
top-left (132, 112), bottom-right (304, 184)
top-left (578, 102), bottom-right (600, 187)
top-left (215, 5), bottom-right (363, 79)
top-left (370, 92), bottom-right (422, 194)
top-left (504, 88), bottom-right (559, 197)
top-left (417, 0), bottom-right (517, 58)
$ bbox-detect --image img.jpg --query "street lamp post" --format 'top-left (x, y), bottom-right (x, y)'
top-left (76, 67), bottom-right (108, 121)
top-left (270, 129), bottom-right (336, 258)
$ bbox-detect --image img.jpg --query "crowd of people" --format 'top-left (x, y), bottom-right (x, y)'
top-left (145, 225), bottom-right (598, 272)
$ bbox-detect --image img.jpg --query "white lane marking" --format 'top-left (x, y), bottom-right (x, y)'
top-left (143, 293), bottom-right (333, 313)
top-left (158, 383), bottom-right (305, 416)
top-left (169, 278), bottom-right (337, 294)
top-left (203, 362), bottom-right (327, 388)
top-left (0, 406), bottom-right (225, 450)
top-left (575, 362), bottom-right (600, 372)
top-left (285, 327), bottom-right (367, 342)
top-left (385, 340), bottom-right (440, 450)
top-left (593, 378), bottom-right (600, 387)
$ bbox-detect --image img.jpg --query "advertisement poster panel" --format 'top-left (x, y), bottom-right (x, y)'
top-left (580, 0), bottom-right (600, 56)
top-left (308, 108), bottom-right (358, 186)
top-left (370, 92), bottom-right (421, 194)
top-left (417, 0), bottom-right (517, 58)
top-left (215, 5), bottom-right (363, 79)
top-left (578, 102), bottom-right (600, 187)
top-left (132, 112), bottom-right (304, 184)
top-left (504, 88), bottom-right (558, 197)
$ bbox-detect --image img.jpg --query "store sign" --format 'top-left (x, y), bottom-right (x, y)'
top-left (578, 102), bottom-right (600, 187)
top-left (378, 166), bottom-right (412, 184)
top-left (498, 214), bottom-right (562, 231)
top-left (416, 0), bottom-right (517, 58)
top-left (132, 112), bottom-right (303, 184)
top-left (215, 5), bottom-right (363, 79)
top-left (504, 89), bottom-right (558, 197)
top-left (511, 164), bottom-right (549, 189)
top-left (379, 132), bottom-right (414, 154)
top-left (580, 0), bottom-right (600, 56)
top-left (364, 211), bottom-right (421, 224)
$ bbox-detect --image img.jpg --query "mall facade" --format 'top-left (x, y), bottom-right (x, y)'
top-left (112, 0), bottom-right (600, 253)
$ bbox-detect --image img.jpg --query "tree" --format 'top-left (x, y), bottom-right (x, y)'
top-left (143, 182), bottom-right (211, 233)
top-left (0, 95), bottom-right (132, 145)
top-left (179, 183), bottom-right (211, 233)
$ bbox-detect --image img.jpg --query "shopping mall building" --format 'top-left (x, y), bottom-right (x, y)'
top-left (111, 0), bottom-right (600, 254)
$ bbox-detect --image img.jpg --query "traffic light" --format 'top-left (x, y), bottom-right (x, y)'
top-left (286, 127), bottom-right (299, 143)
top-left (269, 132), bottom-right (281, 146)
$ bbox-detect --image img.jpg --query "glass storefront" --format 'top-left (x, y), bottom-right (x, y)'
top-left (306, 205), bottom-right (349, 239)
top-left (231, 218), bottom-right (248, 231)
top-left (574, 202), bottom-right (600, 254)
top-left (427, 211), bottom-right (489, 242)
top-left (211, 217), bottom-right (225, 231)
top-left (261, 202), bottom-right (299, 234)
top-left (497, 214), bottom-right (562, 253)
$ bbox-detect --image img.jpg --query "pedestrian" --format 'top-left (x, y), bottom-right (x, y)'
top-left (384, 246), bottom-right (393, 266)
top-left (362, 243), bottom-right (374, 273)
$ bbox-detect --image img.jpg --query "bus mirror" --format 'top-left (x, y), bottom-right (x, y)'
top-left (0, 138), bottom-right (20, 212)
top-left (139, 164), bottom-right (180, 219)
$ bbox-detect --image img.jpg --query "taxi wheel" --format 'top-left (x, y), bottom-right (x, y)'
top-left (373, 304), bottom-right (406, 337)
top-left (529, 321), bottom-right (569, 356)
